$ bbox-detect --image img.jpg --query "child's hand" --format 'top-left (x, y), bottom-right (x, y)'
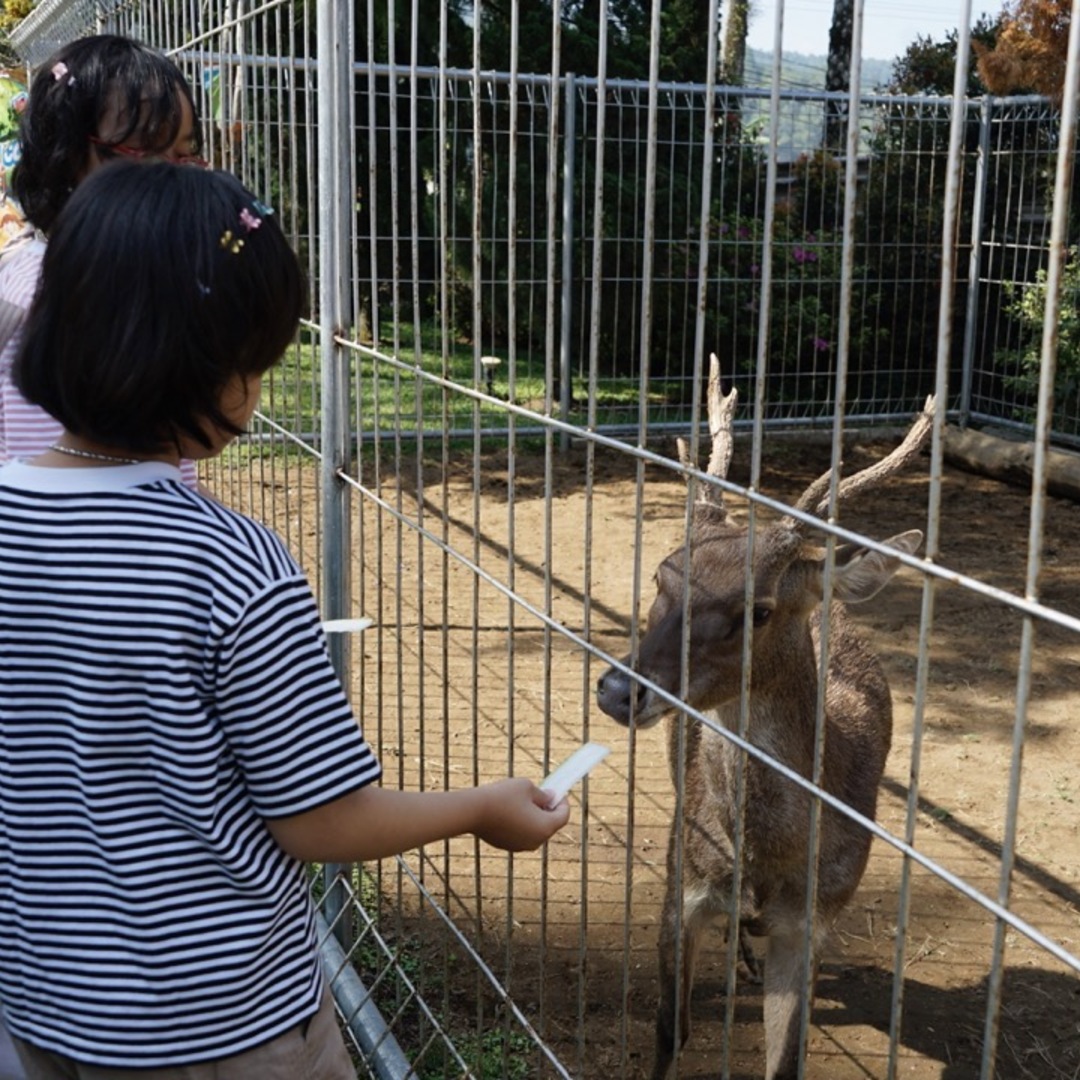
top-left (474, 777), bottom-right (571, 852)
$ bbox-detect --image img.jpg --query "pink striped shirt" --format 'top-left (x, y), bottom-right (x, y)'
top-left (0, 238), bottom-right (198, 487)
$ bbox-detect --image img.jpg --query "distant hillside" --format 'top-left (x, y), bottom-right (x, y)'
top-left (731, 49), bottom-right (900, 161)
top-left (744, 48), bottom-right (895, 93)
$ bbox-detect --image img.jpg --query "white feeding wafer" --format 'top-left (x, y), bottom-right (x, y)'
top-left (322, 617), bottom-right (375, 634)
top-left (541, 742), bottom-right (611, 807)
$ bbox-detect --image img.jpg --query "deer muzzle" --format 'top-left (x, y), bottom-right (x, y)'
top-left (595, 661), bottom-right (666, 728)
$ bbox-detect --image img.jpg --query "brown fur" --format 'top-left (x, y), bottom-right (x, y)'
top-left (597, 362), bottom-right (932, 1079)
top-left (597, 517), bottom-right (918, 1080)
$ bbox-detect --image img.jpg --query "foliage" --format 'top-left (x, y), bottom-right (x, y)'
top-left (878, 13), bottom-right (1080, 423)
top-left (975, 0), bottom-right (1071, 102)
top-left (575, 123), bottom-right (770, 380)
top-left (0, 0), bottom-right (33, 37)
top-left (359, 0), bottom-right (471, 67)
top-left (887, 15), bottom-right (1003, 96)
top-left (850, 17), bottom-right (1065, 410)
top-left (859, 96), bottom-right (974, 391)
top-left (453, 1028), bottom-right (534, 1080)
top-left (704, 155), bottom-right (886, 406)
top-left (479, 0), bottom-right (719, 83)
top-left (823, 0), bottom-right (854, 149)
top-left (0, 0), bottom-right (33, 66)
top-left (995, 249), bottom-right (1080, 426)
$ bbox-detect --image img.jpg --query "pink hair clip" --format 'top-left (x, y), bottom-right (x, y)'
top-left (238, 207), bottom-right (262, 233)
top-left (51, 62), bottom-right (69, 82)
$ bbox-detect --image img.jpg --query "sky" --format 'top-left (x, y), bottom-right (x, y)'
top-left (745, 0), bottom-right (1004, 62)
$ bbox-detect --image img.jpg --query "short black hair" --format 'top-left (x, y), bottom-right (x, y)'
top-left (14, 161), bottom-right (306, 454)
top-left (13, 34), bottom-right (201, 233)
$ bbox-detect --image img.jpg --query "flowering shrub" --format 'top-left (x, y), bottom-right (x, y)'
top-left (704, 210), bottom-right (884, 404)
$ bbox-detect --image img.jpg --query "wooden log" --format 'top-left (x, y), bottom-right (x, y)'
top-left (943, 425), bottom-right (1080, 502)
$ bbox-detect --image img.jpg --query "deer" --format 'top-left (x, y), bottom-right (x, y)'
top-left (595, 355), bottom-right (934, 1080)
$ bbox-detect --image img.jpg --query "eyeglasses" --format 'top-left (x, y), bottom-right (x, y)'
top-left (88, 135), bottom-right (208, 169)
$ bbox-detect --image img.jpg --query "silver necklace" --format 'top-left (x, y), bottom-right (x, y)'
top-left (48, 443), bottom-right (142, 466)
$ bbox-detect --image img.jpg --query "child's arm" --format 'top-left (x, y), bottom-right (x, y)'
top-left (265, 777), bottom-right (570, 863)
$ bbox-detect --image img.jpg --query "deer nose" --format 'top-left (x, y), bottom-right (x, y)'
top-left (596, 666), bottom-right (639, 725)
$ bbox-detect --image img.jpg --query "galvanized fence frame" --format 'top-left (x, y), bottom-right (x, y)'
top-left (8, 2), bottom-right (1080, 1079)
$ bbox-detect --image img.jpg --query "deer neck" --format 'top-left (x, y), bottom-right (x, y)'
top-left (711, 625), bottom-right (820, 743)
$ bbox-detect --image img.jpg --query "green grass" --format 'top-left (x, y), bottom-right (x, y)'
top-left (406, 1018), bottom-right (537, 1080)
top-left (252, 321), bottom-right (695, 449)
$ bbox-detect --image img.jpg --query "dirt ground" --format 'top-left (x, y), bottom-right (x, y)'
top-left (215, 431), bottom-right (1080, 1080)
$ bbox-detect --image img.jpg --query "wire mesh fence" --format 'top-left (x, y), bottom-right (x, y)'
top-left (7, 1), bottom-right (1080, 1078)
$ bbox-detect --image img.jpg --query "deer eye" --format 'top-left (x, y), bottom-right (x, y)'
top-left (722, 605), bottom-right (772, 640)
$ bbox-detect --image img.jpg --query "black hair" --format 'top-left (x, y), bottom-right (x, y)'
top-left (13, 34), bottom-right (202, 233)
top-left (13, 161), bottom-right (306, 454)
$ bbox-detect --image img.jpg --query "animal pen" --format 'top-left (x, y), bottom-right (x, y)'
top-left (8, 0), bottom-right (1080, 1077)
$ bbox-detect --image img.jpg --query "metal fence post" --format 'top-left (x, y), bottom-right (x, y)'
top-left (317, 0), bottom-right (355, 944)
top-left (960, 96), bottom-right (993, 429)
top-left (559, 72), bottom-right (576, 453)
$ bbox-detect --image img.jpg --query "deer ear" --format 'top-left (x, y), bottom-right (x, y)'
top-left (655, 551), bottom-right (685, 593)
top-left (830, 529), bottom-right (923, 604)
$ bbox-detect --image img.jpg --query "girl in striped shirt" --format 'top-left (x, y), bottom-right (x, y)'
top-left (0, 161), bottom-right (570, 1079)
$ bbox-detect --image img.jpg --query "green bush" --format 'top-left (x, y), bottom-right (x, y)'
top-left (996, 250), bottom-right (1080, 433)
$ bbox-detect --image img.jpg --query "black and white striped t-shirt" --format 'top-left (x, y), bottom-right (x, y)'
top-left (0, 461), bottom-right (381, 1067)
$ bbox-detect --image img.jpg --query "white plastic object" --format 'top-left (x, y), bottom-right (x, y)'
top-left (541, 742), bottom-right (611, 807)
top-left (322, 617), bottom-right (375, 634)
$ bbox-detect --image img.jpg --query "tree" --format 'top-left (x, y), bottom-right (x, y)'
top-left (479, 0), bottom-right (718, 83)
top-left (0, 0), bottom-right (33, 37)
top-left (449, 0), bottom-right (726, 373)
top-left (888, 17), bottom-right (1001, 96)
top-left (0, 0), bottom-right (33, 66)
top-left (721, 0), bottom-right (749, 86)
top-left (974, 0), bottom-right (1070, 102)
top-left (823, 0), bottom-right (853, 149)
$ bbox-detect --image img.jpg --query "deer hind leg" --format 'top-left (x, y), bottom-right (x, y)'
top-left (762, 915), bottom-right (823, 1080)
top-left (652, 873), bottom-right (723, 1080)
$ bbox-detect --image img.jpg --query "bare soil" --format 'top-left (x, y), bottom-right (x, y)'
top-left (215, 435), bottom-right (1080, 1080)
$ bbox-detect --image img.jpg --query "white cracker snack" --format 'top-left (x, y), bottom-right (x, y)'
top-left (541, 742), bottom-right (611, 807)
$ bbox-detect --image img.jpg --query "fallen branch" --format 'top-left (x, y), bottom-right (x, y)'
top-left (944, 425), bottom-right (1080, 503)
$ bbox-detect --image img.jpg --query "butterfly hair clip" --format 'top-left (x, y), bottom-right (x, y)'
top-left (220, 202), bottom-right (275, 254)
top-left (238, 207), bottom-right (262, 232)
top-left (52, 62), bottom-right (76, 87)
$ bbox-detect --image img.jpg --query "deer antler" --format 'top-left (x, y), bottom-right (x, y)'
top-left (785, 395), bottom-right (936, 530)
top-left (677, 353), bottom-right (738, 516)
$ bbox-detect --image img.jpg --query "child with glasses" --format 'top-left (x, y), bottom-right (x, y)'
top-left (0, 34), bottom-right (204, 480)
top-left (0, 160), bottom-right (571, 1079)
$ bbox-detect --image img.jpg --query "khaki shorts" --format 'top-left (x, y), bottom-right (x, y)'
top-left (11, 986), bottom-right (356, 1080)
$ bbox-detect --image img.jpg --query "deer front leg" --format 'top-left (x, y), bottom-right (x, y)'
top-left (652, 854), bottom-right (724, 1080)
top-left (762, 915), bottom-right (821, 1080)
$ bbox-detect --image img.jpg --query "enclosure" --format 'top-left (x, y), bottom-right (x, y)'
top-left (5, 0), bottom-right (1080, 1077)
